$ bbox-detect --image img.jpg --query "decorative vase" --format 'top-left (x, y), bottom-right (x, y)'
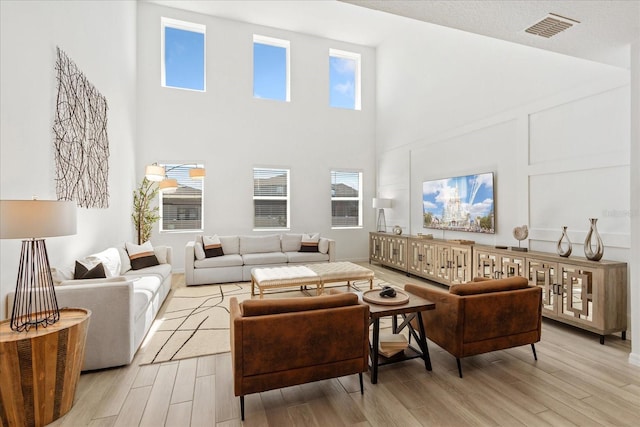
top-left (393, 225), bottom-right (402, 235)
top-left (556, 226), bottom-right (572, 257)
top-left (584, 218), bottom-right (604, 261)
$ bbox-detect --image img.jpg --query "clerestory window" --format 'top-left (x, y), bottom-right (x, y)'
top-left (161, 17), bottom-right (206, 91)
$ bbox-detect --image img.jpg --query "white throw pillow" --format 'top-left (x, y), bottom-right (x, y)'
top-left (194, 240), bottom-right (206, 260)
top-left (118, 245), bottom-right (132, 273)
top-left (154, 246), bottom-right (168, 264)
top-left (85, 247), bottom-right (121, 278)
top-left (318, 238), bottom-right (330, 254)
top-left (51, 266), bottom-right (74, 286)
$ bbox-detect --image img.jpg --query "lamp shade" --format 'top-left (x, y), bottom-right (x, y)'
top-left (159, 178), bottom-right (178, 193)
top-left (189, 167), bottom-right (206, 179)
top-left (372, 198), bottom-right (392, 209)
top-left (145, 164), bottom-right (165, 182)
top-left (0, 200), bottom-right (77, 239)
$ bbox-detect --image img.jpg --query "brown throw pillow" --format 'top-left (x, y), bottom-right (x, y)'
top-left (74, 261), bottom-right (107, 279)
top-left (201, 235), bottom-right (224, 258)
top-left (299, 233), bottom-right (320, 253)
top-left (126, 241), bottom-right (160, 270)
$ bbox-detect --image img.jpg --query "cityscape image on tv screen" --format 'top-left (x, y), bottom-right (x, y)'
top-left (422, 172), bottom-right (495, 234)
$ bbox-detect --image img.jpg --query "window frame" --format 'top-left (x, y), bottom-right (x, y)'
top-left (158, 163), bottom-right (205, 233)
top-left (331, 169), bottom-right (363, 229)
top-left (253, 34), bottom-right (291, 102)
top-left (329, 48), bottom-right (361, 110)
top-left (253, 167), bottom-right (291, 230)
top-left (161, 17), bottom-right (206, 92)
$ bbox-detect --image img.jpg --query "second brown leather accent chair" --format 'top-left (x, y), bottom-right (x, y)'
top-left (405, 276), bottom-right (542, 377)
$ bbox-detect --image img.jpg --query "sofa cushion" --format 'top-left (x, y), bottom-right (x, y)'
top-left (450, 276), bottom-right (529, 296)
top-left (195, 254), bottom-right (243, 268)
top-left (124, 263), bottom-right (172, 283)
top-left (201, 235), bottom-right (224, 257)
top-left (299, 233), bottom-right (320, 252)
top-left (285, 251), bottom-right (330, 263)
top-left (240, 235), bottom-right (281, 254)
top-left (126, 241), bottom-right (160, 270)
top-left (241, 292), bottom-right (359, 317)
top-left (281, 234), bottom-right (302, 252)
top-left (131, 275), bottom-right (162, 321)
top-left (220, 236), bottom-right (240, 255)
top-left (242, 252), bottom-right (287, 265)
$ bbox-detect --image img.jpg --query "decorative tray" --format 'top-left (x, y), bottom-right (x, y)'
top-left (363, 289), bottom-right (410, 306)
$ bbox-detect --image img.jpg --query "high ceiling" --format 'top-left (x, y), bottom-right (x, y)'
top-left (341, 0), bottom-right (639, 68)
top-left (148, 0), bottom-right (639, 69)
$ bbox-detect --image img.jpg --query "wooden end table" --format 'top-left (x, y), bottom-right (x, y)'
top-left (365, 290), bottom-right (435, 384)
top-left (0, 308), bottom-right (91, 427)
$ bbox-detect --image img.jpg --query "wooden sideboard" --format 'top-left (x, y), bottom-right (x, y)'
top-left (369, 232), bottom-right (628, 343)
top-left (369, 232), bottom-right (473, 287)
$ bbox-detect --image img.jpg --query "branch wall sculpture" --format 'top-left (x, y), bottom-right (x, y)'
top-left (53, 47), bottom-right (109, 208)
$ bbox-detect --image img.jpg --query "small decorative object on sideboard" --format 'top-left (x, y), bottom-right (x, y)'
top-left (511, 225), bottom-right (528, 252)
top-left (393, 225), bottom-right (402, 235)
top-left (584, 218), bottom-right (604, 261)
top-left (556, 226), bottom-right (572, 257)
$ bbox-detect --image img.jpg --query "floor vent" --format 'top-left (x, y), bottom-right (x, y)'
top-left (525, 13), bottom-right (580, 38)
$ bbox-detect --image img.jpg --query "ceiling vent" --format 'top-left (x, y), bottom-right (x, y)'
top-left (525, 13), bottom-right (580, 38)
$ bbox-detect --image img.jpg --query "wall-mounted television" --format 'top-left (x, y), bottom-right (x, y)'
top-left (422, 172), bottom-right (495, 234)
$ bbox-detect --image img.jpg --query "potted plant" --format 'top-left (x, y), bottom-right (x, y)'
top-left (132, 177), bottom-right (160, 245)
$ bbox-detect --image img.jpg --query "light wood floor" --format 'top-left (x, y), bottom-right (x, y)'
top-left (49, 263), bottom-right (639, 427)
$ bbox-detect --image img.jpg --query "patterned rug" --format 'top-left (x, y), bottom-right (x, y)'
top-left (138, 279), bottom-right (385, 365)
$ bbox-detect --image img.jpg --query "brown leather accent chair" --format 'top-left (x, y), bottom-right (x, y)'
top-left (405, 276), bottom-right (542, 378)
top-left (230, 292), bottom-right (369, 420)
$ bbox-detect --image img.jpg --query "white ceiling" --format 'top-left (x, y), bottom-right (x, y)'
top-left (148, 0), bottom-right (639, 69)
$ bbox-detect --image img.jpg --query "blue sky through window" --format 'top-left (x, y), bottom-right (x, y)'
top-left (164, 27), bottom-right (205, 91)
top-left (253, 42), bottom-right (287, 101)
top-left (330, 56), bottom-right (356, 109)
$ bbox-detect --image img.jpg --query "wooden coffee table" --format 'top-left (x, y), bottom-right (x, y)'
top-left (364, 288), bottom-right (436, 384)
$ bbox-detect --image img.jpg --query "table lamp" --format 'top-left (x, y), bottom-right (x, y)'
top-left (372, 198), bottom-right (392, 232)
top-left (0, 200), bottom-right (77, 331)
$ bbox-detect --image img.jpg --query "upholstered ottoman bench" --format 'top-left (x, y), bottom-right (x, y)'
top-left (306, 261), bottom-right (375, 291)
top-left (251, 265), bottom-right (322, 298)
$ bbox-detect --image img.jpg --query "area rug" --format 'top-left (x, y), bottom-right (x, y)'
top-left (139, 279), bottom-right (385, 365)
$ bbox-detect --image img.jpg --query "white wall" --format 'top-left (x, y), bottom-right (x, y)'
top-left (136, 3), bottom-right (377, 270)
top-left (0, 0), bottom-right (137, 319)
top-left (375, 22), bottom-right (633, 341)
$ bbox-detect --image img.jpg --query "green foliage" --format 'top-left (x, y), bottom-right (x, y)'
top-left (132, 178), bottom-right (160, 245)
top-left (423, 212), bottom-right (433, 226)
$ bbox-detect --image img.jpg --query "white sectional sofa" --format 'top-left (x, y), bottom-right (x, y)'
top-left (185, 234), bottom-right (335, 286)
top-left (7, 245), bottom-right (173, 371)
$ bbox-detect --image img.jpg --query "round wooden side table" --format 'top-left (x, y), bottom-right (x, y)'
top-left (0, 308), bottom-right (91, 427)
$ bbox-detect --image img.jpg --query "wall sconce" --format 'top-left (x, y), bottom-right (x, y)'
top-left (372, 198), bottom-right (392, 232)
top-left (144, 163), bottom-right (205, 193)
